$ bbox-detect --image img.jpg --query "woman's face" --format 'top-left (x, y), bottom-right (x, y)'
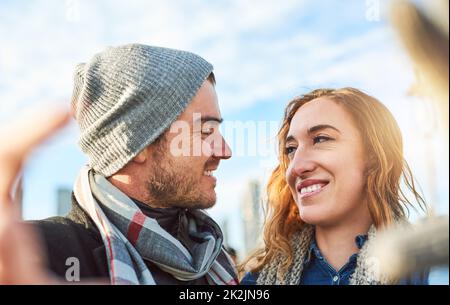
top-left (285, 97), bottom-right (371, 227)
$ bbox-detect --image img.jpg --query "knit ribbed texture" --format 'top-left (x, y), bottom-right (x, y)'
top-left (71, 44), bottom-right (213, 176)
top-left (256, 225), bottom-right (393, 285)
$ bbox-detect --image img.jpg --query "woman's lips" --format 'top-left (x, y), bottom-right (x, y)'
top-left (299, 184), bottom-right (327, 199)
top-left (296, 179), bottom-right (329, 199)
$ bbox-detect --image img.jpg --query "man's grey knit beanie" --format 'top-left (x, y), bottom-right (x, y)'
top-left (71, 43), bottom-right (213, 177)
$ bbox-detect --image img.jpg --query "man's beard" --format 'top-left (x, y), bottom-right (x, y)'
top-left (144, 138), bottom-right (216, 209)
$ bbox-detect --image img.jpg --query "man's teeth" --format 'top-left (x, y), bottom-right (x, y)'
top-left (300, 184), bottom-right (324, 194)
top-left (204, 170), bottom-right (214, 176)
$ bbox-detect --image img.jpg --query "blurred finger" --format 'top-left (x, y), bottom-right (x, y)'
top-left (0, 106), bottom-right (70, 205)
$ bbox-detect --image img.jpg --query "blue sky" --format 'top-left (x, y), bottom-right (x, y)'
top-left (0, 0), bottom-right (448, 282)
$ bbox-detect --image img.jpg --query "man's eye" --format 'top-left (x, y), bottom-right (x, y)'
top-left (201, 128), bottom-right (214, 135)
top-left (313, 136), bottom-right (332, 144)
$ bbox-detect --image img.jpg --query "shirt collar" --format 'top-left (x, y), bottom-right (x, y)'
top-left (355, 234), bottom-right (368, 249)
top-left (304, 233), bottom-right (368, 265)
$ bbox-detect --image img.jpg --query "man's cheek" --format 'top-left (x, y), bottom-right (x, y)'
top-left (200, 140), bottom-right (214, 157)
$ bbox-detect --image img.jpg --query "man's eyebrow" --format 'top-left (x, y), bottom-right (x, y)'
top-left (194, 115), bottom-right (223, 124)
top-left (307, 124), bottom-right (340, 134)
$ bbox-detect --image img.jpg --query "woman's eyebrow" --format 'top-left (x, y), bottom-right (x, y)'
top-left (285, 124), bottom-right (340, 142)
top-left (285, 135), bottom-right (296, 143)
top-left (307, 124), bottom-right (341, 134)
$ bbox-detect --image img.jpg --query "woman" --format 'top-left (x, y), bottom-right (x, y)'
top-left (240, 88), bottom-right (429, 285)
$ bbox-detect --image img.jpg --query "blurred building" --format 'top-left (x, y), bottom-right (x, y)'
top-left (220, 218), bottom-right (239, 264)
top-left (56, 187), bottom-right (72, 216)
top-left (240, 180), bottom-right (264, 255)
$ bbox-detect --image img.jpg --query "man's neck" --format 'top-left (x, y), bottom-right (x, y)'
top-left (107, 174), bottom-right (170, 209)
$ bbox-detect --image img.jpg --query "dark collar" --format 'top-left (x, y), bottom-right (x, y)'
top-left (132, 198), bottom-right (183, 236)
top-left (66, 193), bottom-right (109, 275)
top-left (66, 192), bottom-right (101, 236)
top-left (305, 233), bottom-right (368, 265)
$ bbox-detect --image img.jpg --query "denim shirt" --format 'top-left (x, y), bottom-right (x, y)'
top-left (299, 235), bottom-right (366, 285)
top-left (241, 234), bottom-right (429, 285)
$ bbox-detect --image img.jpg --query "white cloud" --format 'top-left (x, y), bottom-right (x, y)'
top-left (0, 0), bottom-right (309, 116)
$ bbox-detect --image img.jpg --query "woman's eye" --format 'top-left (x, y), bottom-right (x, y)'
top-left (313, 136), bottom-right (332, 144)
top-left (285, 146), bottom-right (297, 156)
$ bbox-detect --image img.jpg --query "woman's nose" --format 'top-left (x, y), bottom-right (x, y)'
top-left (288, 148), bottom-right (316, 178)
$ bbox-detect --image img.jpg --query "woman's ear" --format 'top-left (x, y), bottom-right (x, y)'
top-left (132, 148), bottom-right (147, 164)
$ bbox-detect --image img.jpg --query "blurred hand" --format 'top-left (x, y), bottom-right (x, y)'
top-left (0, 107), bottom-right (70, 284)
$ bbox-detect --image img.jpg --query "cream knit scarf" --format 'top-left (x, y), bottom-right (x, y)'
top-left (256, 225), bottom-right (393, 285)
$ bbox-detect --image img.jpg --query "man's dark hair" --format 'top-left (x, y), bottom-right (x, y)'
top-left (207, 72), bottom-right (216, 85)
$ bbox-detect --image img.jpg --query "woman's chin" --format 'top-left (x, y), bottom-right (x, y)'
top-left (298, 206), bottom-right (330, 226)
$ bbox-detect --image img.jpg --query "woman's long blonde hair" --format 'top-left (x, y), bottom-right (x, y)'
top-left (241, 87), bottom-right (426, 276)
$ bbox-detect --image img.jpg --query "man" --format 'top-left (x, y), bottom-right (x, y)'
top-left (0, 44), bottom-right (237, 285)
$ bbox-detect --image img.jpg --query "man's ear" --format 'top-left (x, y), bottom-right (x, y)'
top-left (133, 148), bottom-right (147, 164)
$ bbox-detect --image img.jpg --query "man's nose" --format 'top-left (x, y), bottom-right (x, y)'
top-left (213, 136), bottom-right (232, 160)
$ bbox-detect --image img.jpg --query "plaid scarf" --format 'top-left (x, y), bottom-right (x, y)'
top-left (73, 165), bottom-right (238, 285)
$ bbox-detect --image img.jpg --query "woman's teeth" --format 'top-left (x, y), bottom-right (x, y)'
top-left (204, 170), bottom-right (214, 177)
top-left (300, 184), bottom-right (324, 194)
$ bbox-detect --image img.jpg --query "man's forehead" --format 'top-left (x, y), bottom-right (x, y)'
top-left (176, 80), bottom-right (223, 124)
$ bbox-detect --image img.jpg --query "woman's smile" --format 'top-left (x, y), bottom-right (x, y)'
top-left (296, 179), bottom-right (329, 200)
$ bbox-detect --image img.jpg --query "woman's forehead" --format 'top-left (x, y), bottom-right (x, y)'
top-left (291, 98), bottom-right (341, 126)
top-left (288, 98), bottom-right (356, 138)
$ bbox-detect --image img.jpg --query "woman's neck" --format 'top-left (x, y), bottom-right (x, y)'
top-left (315, 220), bottom-right (372, 272)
